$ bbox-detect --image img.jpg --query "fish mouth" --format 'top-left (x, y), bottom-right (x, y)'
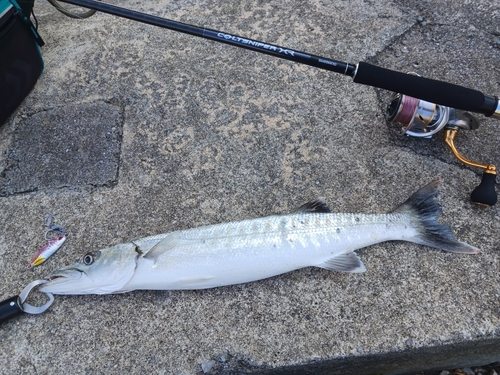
top-left (44, 274), bottom-right (65, 282)
top-left (44, 268), bottom-right (84, 281)
top-left (39, 268), bottom-right (85, 293)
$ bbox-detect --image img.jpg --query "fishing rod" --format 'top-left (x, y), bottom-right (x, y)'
top-left (53, 0), bottom-right (499, 205)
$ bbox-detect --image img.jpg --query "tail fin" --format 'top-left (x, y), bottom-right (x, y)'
top-left (394, 179), bottom-right (480, 254)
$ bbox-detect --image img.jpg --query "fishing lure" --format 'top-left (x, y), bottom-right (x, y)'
top-left (27, 216), bottom-right (67, 269)
top-left (27, 235), bottom-right (67, 269)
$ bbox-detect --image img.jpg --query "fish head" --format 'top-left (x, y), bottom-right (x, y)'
top-left (39, 242), bottom-right (139, 295)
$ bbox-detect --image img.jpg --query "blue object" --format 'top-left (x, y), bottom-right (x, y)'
top-left (0, 0), bottom-right (44, 125)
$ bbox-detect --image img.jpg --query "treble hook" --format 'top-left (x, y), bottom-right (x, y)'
top-left (44, 215), bottom-right (67, 240)
top-left (0, 280), bottom-right (54, 324)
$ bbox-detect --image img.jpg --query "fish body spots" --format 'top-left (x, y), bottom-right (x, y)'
top-left (336, 228), bottom-right (341, 234)
top-left (355, 217), bottom-right (360, 222)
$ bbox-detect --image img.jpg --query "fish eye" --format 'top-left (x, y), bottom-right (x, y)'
top-left (82, 253), bottom-right (95, 265)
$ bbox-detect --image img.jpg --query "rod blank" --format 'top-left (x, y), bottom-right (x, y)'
top-left (56, 0), bottom-right (499, 117)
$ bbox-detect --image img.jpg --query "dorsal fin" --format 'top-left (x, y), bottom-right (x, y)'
top-left (296, 197), bottom-right (332, 213)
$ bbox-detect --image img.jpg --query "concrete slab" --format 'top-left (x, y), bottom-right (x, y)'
top-left (1, 101), bottom-right (122, 195)
top-left (0, 0), bottom-right (499, 374)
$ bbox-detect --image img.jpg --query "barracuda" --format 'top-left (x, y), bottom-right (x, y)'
top-left (40, 180), bottom-right (479, 295)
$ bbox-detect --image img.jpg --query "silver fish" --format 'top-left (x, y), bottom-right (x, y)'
top-left (40, 180), bottom-right (479, 295)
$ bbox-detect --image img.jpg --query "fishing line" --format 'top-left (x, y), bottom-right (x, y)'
top-left (46, 0), bottom-right (95, 18)
top-left (391, 95), bottom-right (420, 128)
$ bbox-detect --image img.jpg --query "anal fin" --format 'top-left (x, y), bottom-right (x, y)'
top-left (317, 252), bottom-right (366, 273)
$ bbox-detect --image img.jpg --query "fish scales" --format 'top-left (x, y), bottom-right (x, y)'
top-left (167, 213), bottom-right (410, 252)
top-left (40, 180), bottom-right (480, 295)
top-left (104, 212), bottom-right (417, 291)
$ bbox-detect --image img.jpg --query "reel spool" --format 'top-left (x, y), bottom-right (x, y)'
top-left (387, 92), bottom-right (497, 206)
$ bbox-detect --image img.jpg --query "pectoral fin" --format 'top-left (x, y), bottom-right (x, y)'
top-left (144, 234), bottom-right (179, 262)
top-left (317, 252), bottom-right (366, 273)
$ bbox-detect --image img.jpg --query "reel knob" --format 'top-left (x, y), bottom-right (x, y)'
top-left (470, 172), bottom-right (497, 206)
top-left (444, 129), bottom-right (498, 206)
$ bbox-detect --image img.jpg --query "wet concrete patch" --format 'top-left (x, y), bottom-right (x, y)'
top-left (0, 101), bottom-right (122, 196)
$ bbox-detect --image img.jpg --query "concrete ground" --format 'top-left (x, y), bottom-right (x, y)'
top-left (1, 0), bottom-right (499, 374)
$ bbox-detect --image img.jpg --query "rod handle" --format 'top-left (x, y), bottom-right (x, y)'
top-left (0, 296), bottom-right (23, 324)
top-left (353, 62), bottom-right (499, 118)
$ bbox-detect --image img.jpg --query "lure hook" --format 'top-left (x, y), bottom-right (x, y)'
top-left (44, 215), bottom-right (67, 239)
top-left (44, 229), bottom-right (66, 241)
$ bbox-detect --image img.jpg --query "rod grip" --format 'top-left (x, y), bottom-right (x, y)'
top-left (353, 62), bottom-right (498, 117)
top-left (0, 296), bottom-right (23, 324)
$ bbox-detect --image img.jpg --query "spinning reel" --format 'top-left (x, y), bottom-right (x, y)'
top-left (387, 90), bottom-right (498, 206)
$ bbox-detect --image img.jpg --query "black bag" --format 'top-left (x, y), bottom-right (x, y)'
top-left (0, 0), bottom-right (44, 125)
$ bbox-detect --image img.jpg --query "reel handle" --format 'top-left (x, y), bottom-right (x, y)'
top-left (471, 172), bottom-right (498, 206)
top-left (354, 62), bottom-right (500, 118)
top-left (443, 129), bottom-right (497, 206)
